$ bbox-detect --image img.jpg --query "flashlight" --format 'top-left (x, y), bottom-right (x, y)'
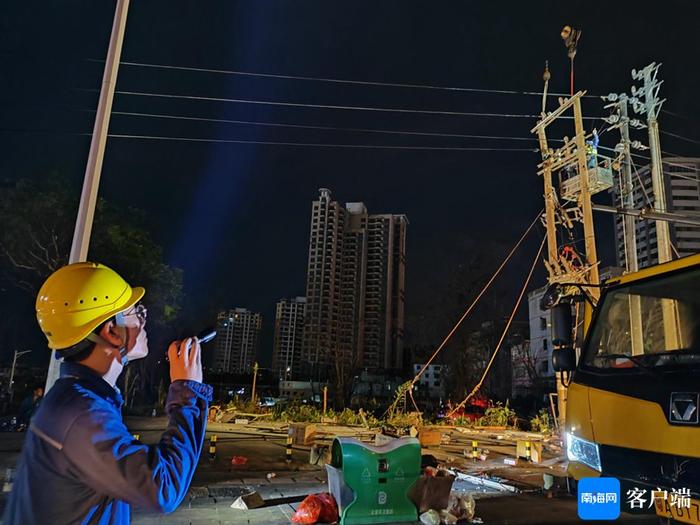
top-left (196, 328), bottom-right (217, 345)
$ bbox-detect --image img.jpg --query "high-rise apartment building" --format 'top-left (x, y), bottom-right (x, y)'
top-left (613, 157), bottom-right (700, 269)
top-left (303, 188), bottom-right (407, 378)
top-left (272, 297), bottom-right (306, 379)
top-left (212, 308), bottom-right (262, 374)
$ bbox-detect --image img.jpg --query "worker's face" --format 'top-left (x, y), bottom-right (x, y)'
top-left (119, 304), bottom-right (149, 362)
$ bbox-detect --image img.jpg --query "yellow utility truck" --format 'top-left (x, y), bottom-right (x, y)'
top-left (550, 253), bottom-right (700, 524)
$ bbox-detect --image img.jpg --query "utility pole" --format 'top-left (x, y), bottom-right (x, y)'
top-left (9, 351), bottom-right (31, 402)
top-left (532, 91), bottom-right (607, 427)
top-left (45, 0), bottom-right (130, 393)
top-left (631, 63), bottom-right (671, 263)
top-left (251, 362), bottom-right (259, 406)
top-left (603, 94), bottom-right (639, 273)
top-left (603, 93), bottom-right (644, 355)
top-left (630, 63), bottom-right (679, 349)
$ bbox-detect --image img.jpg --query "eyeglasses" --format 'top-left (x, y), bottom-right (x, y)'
top-left (116, 303), bottom-right (147, 329)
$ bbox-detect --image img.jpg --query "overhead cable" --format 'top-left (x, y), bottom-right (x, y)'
top-left (104, 133), bottom-right (538, 152)
top-left (660, 129), bottom-right (700, 146)
top-left (92, 58), bottom-right (597, 98)
top-left (107, 109), bottom-right (538, 141)
top-left (102, 88), bottom-right (543, 118)
top-left (79, 87), bottom-right (598, 120)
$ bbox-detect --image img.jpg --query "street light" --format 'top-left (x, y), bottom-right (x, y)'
top-left (9, 350), bottom-right (31, 402)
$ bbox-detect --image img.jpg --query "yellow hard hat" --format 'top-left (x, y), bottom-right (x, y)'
top-left (36, 262), bottom-right (145, 350)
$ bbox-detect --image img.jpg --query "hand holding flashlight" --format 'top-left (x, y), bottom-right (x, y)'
top-left (168, 337), bottom-right (203, 383)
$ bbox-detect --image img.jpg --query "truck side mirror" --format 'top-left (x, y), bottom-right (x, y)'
top-left (551, 303), bottom-right (573, 347)
top-left (552, 347), bottom-right (576, 372)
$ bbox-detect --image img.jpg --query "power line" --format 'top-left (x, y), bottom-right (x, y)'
top-left (96, 58), bottom-right (596, 98)
top-left (662, 109), bottom-right (698, 121)
top-left (660, 129), bottom-right (700, 146)
top-left (98, 88), bottom-right (545, 119)
top-left (104, 132), bottom-right (538, 152)
top-left (599, 145), bottom-right (700, 174)
top-left (80, 87), bottom-right (598, 120)
top-left (0, 127), bottom-right (536, 151)
top-left (106, 109), bottom-right (538, 142)
top-left (665, 171), bottom-right (699, 183)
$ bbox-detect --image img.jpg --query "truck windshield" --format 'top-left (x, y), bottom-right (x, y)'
top-left (584, 267), bottom-right (700, 370)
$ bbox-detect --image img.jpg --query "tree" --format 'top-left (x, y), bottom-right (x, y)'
top-left (0, 174), bottom-right (182, 324)
top-left (406, 235), bottom-right (511, 403)
top-left (0, 173), bottom-right (183, 407)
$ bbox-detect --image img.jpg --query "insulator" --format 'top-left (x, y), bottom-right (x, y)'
top-left (631, 140), bottom-right (649, 151)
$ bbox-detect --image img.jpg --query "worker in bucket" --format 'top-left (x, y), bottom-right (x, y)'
top-left (586, 128), bottom-right (599, 169)
top-left (3, 262), bottom-right (212, 524)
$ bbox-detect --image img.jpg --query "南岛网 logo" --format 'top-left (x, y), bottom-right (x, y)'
top-left (578, 477), bottom-right (620, 520)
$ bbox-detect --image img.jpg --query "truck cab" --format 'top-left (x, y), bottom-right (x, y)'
top-left (557, 253), bottom-right (700, 521)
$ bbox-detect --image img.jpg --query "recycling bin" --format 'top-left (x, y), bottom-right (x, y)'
top-left (326, 436), bottom-right (421, 525)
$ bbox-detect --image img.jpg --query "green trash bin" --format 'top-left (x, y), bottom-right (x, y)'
top-left (326, 436), bottom-right (420, 525)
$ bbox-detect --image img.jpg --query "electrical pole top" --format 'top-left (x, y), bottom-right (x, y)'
top-left (531, 90), bottom-right (602, 300)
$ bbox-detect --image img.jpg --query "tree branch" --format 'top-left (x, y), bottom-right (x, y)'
top-left (0, 243), bottom-right (37, 272)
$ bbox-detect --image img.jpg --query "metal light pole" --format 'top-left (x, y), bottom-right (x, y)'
top-left (9, 351), bottom-right (31, 402)
top-left (45, 0), bottom-right (130, 392)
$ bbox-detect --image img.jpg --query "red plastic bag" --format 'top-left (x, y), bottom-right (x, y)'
top-left (231, 456), bottom-right (248, 466)
top-left (316, 492), bottom-right (339, 523)
top-left (291, 493), bottom-right (339, 524)
top-left (291, 495), bottom-right (323, 524)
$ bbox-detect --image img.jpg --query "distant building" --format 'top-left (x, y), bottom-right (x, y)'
top-left (516, 266), bottom-right (623, 398)
top-left (278, 380), bottom-right (326, 403)
top-left (213, 308), bottom-right (262, 374)
top-left (303, 188), bottom-right (408, 378)
top-left (272, 297), bottom-right (306, 379)
top-left (612, 157), bottom-right (700, 269)
top-left (350, 370), bottom-right (406, 405)
top-left (412, 364), bottom-right (445, 400)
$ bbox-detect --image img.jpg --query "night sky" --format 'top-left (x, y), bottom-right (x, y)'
top-left (1, 1), bottom-right (699, 367)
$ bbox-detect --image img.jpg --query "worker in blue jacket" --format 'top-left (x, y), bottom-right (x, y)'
top-left (3, 262), bottom-right (212, 524)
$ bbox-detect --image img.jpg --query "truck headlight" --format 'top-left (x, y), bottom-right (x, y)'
top-left (566, 432), bottom-right (602, 472)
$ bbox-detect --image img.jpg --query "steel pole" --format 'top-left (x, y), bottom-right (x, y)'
top-left (45, 0), bottom-right (130, 392)
top-left (9, 351), bottom-right (31, 402)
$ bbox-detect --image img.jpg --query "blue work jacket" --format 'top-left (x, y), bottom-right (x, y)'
top-left (3, 362), bottom-right (212, 525)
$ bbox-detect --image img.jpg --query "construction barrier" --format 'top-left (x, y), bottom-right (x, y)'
top-left (286, 431), bottom-right (293, 464)
top-left (209, 435), bottom-right (217, 460)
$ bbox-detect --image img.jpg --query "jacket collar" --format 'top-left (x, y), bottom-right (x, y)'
top-left (60, 362), bottom-right (124, 408)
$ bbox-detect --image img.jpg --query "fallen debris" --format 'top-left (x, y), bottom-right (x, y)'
top-left (419, 509), bottom-right (440, 525)
top-left (230, 491), bottom-right (264, 510)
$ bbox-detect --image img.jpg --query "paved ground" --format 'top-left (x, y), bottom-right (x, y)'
top-left (131, 491), bottom-right (661, 525)
top-left (0, 419), bottom-right (664, 524)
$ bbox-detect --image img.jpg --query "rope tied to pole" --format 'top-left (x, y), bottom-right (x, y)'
top-left (448, 234), bottom-right (547, 418)
top-left (410, 210), bottom-right (543, 387)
